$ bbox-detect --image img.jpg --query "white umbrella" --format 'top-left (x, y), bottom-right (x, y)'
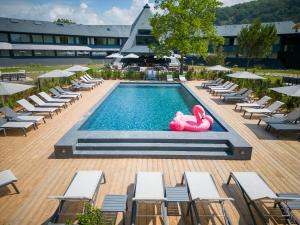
top-left (207, 65), bottom-right (231, 72)
top-left (123, 53), bottom-right (139, 59)
top-left (106, 53), bottom-right (123, 59)
top-left (227, 71), bottom-right (265, 80)
top-left (270, 85), bottom-right (300, 97)
top-left (38, 70), bottom-right (75, 79)
top-left (0, 82), bottom-right (34, 105)
top-left (65, 65), bottom-right (90, 72)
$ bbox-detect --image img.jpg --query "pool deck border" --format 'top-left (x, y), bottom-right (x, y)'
top-left (54, 81), bottom-right (252, 159)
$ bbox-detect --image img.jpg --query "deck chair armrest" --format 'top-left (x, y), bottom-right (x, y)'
top-left (48, 195), bottom-right (91, 201)
top-left (196, 197), bottom-right (234, 202)
top-left (274, 197), bottom-right (300, 202)
top-left (132, 197), bottom-right (167, 202)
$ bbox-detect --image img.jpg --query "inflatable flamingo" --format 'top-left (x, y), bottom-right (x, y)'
top-left (169, 105), bottom-right (214, 132)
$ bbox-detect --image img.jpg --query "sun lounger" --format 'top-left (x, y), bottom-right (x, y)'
top-left (208, 81), bottom-right (231, 91)
top-left (17, 99), bottom-right (59, 119)
top-left (213, 84), bottom-right (238, 96)
top-left (29, 95), bottom-right (66, 109)
top-left (0, 170), bottom-right (19, 193)
top-left (179, 75), bottom-right (187, 82)
top-left (227, 172), bottom-right (300, 225)
top-left (49, 170), bottom-right (106, 224)
top-left (200, 78), bottom-right (223, 88)
top-left (54, 86), bottom-right (82, 98)
top-left (74, 79), bottom-right (95, 88)
top-left (80, 76), bottom-right (99, 86)
top-left (71, 80), bottom-right (93, 90)
top-left (85, 74), bottom-right (104, 83)
top-left (38, 92), bottom-right (73, 105)
top-left (243, 101), bottom-right (285, 119)
top-left (269, 123), bottom-right (300, 138)
top-left (0, 118), bottom-right (36, 136)
top-left (0, 106), bottom-right (45, 124)
top-left (167, 75), bottom-right (174, 82)
top-left (235, 95), bottom-right (271, 112)
top-left (131, 172), bottom-right (168, 225)
top-left (221, 88), bottom-right (247, 98)
top-left (49, 88), bottom-right (78, 100)
top-left (224, 90), bottom-right (253, 102)
top-left (182, 172), bottom-right (233, 225)
top-left (258, 106), bottom-right (300, 127)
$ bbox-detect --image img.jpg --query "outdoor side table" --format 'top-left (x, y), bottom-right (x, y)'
top-left (101, 194), bottom-right (128, 225)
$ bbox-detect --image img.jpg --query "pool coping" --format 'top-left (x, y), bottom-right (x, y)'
top-left (54, 81), bottom-right (252, 160)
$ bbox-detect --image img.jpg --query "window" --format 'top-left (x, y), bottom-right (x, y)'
top-left (136, 35), bottom-right (155, 46)
top-left (67, 36), bottom-right (75, 44)
top-left (107, 38), bottom-right (118, 46)
top-left (78, 36), bottom-right (88, 45)
top-left (138, 29), bottom-right (151, 35)
top-left (0, 50), bottom-right (10, 57)
top-left (94, 37), bottom-right (107, 45)
top-left (55, 36), bottom-right (68, 44)
top-left (32, 35), bottom-right (43, 43)
top-left (33, 50), bottom-right (55, 57)
top-left (13, 50), bottom-right (32, 57)
top-left (0, 33), bottom-right (9, 42)
top-left (91, 51), bottom-right (107, 57)
top-left (77, 51), bottom-right (90, 57)
top-left (10, 33), bottom-right (31, 43)
top-left (43, 35), bottom-right (54, 44)
top-left (56, 50), bottom-right (75, 56)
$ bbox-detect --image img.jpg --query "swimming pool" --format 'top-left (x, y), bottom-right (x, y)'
top-left (80, 83), bottom-right (225, 131)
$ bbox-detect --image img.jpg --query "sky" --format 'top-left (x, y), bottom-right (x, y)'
top-left (0, 0), bottom-right (254, 25)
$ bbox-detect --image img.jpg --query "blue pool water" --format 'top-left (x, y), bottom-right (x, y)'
top-left (80, 83), bottom-right (225, 131)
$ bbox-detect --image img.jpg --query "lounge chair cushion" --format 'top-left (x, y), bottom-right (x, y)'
top-left (134, 172), bottom-right (165, 201)
top-left (231, 172), bottom-right (276, 200)
top-left (0, 170), bottom-right (17, 187)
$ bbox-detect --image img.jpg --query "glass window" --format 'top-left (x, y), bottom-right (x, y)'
top-left (79, 36), bottom-right (88, 45)
top-left (43, 35), bottom-right (54, 44)
top-left (138, 29), bottom-right (151, 35)
top-left (94, 37), bottom-right (107, 45)
top-left (56, 51), bottom-right (75, 56)
top-left (0, 33), bottom-right (9, 42)
top-left (33, 50), bottom-right (55, 56)
top-left (13, 50), bottom-right (32, 57)
top-left (91, 51), bottom-right (107, 57)
top-left (107, 38), bottom-right (118, 46)
top-left (10, 33), bottom-right (31, 43)
top-left (77, 51), bottom-right (90, 57)
top-left (136, 36), bottom-right (155, 46)
top-left (55, 36), bottom-right (68, 44)
top-left (32, 35), bottom-right (43, 43)
top-left (68, 36), bottom-right (74, 44)
top-left (0, 50), bottom-right (10, 57)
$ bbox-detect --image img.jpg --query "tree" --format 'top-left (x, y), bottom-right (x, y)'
top-left (206, 45), bottom-right (225, 66)
top-left (150, 0), bottom-right (223, 74)
top-left (237, 19), bottom-right (277, 69)
top-left (54, 18), bottom-right (76, 24)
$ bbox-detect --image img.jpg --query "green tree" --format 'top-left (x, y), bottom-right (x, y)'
top-left (54, 18), bottom-right (76, 24)
top-left (150, 0), bottom-right (223, 74)
top-left (237, 19), bottom-right (277, 69)
top-left (206, 45), bottom-right (225, 66)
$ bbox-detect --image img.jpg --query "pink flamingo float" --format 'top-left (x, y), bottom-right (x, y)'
top-left (169, 105), bottom-right (214, 132)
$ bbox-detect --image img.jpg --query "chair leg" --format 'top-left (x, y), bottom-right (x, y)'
top-left (22, 128), bottom-right (27, 136)
top-left (11, 183), bottom-right (20, 194)
top-left (226, 174), bottom-right (232, 184)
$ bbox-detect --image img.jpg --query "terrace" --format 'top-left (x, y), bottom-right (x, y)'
top-left (0, 80), bottom-right (299, 225)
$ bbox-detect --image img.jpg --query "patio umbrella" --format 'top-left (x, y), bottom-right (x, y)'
top-left (106, 53), bottom-right (123, 59)
top-left (123, 53), bottom-right (139, 59)
top-left (0, 82), bottom-right (34, 105)
top-left (65, 65), bottom-right (90, 72)
top-left (227, 71), bottom-right (265, 80)
top-left (207, 65), bottom-right (231, 72)
top-left (270, 85), bottom-right (300, 97)
top-left (38, 70), bottom-right (75, 79)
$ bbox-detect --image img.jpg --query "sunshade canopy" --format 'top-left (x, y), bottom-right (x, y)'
top-left (38, 70), bottom-right (75, 79)
top-left (0, 82), bottom-right (34, 96)
top-left (227, 71), bottom-right (265, 80)
top-left (123, 53), bottom-right (139, 59)
top-left (65, 65), bottom-right (90, 72)
top-left (106, 53), bottom-right (123, 58)
top-left (270, 85), bottom-right (300, 97)
top-left (207, 65), bottom-right (231, 72)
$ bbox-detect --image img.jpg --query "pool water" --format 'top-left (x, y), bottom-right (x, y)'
top-left (80, 83), bottom-right (225, 131)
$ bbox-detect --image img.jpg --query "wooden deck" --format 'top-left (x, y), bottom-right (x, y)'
top-left (0, 80), bottom-right (299, 225)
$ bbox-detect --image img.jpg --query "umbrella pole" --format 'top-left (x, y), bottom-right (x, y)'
top-left (1, 95), bottom-right (5, 106)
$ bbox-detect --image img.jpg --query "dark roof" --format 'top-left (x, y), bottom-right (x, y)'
top-left (0, 17), bottom-right (131, 37)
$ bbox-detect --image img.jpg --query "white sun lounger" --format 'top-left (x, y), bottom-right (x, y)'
top-left (0, 170), bottom-right (19, 193)
top-left (49, 170), bottom-right (106, 224)
top-left (71, 80), bottom-right (93, 90)
top-left (243, 101), bottom-right (285, 119)
top-left (17, 99), bottom-right (59, 119)
top-left (213, 84), bottom-right (238, 96)
top-left (208, 81), bottom-right (231, 91)
top-left (0, 118), bottom-right (36, 136)
top-left (227, 172), bottom-right (300, 225)
top-left (131, 172), bottom-right (168, 225)
top-left (167, 75), bottom-right (174, 82)
top-left (29, 95), bottom-right (66, 109)
top-left (182, 172), bottom-right (233, 225)
top-left (49, 88), bottom-right (78, 100)
top-left (200, 78), bottom-right (223, 88)
top-left (179, 75), bottom-right (187, 82)
top-left (81, 76), bottom-right (100, 85)
top-left (38, 92), bottom-right (72, 105)
top-left (235, 96), bottom-right (271, 112)
top-left (54, 86), bottom-right (82, 98)
top-left (84, 74), bottom-right (103, 83)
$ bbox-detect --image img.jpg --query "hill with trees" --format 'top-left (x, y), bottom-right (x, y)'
top-left (216, 0), bottom-right (300, 25)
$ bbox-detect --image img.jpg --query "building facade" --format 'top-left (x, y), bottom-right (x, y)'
top-left (0, 4), bottom-right (299, 68)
